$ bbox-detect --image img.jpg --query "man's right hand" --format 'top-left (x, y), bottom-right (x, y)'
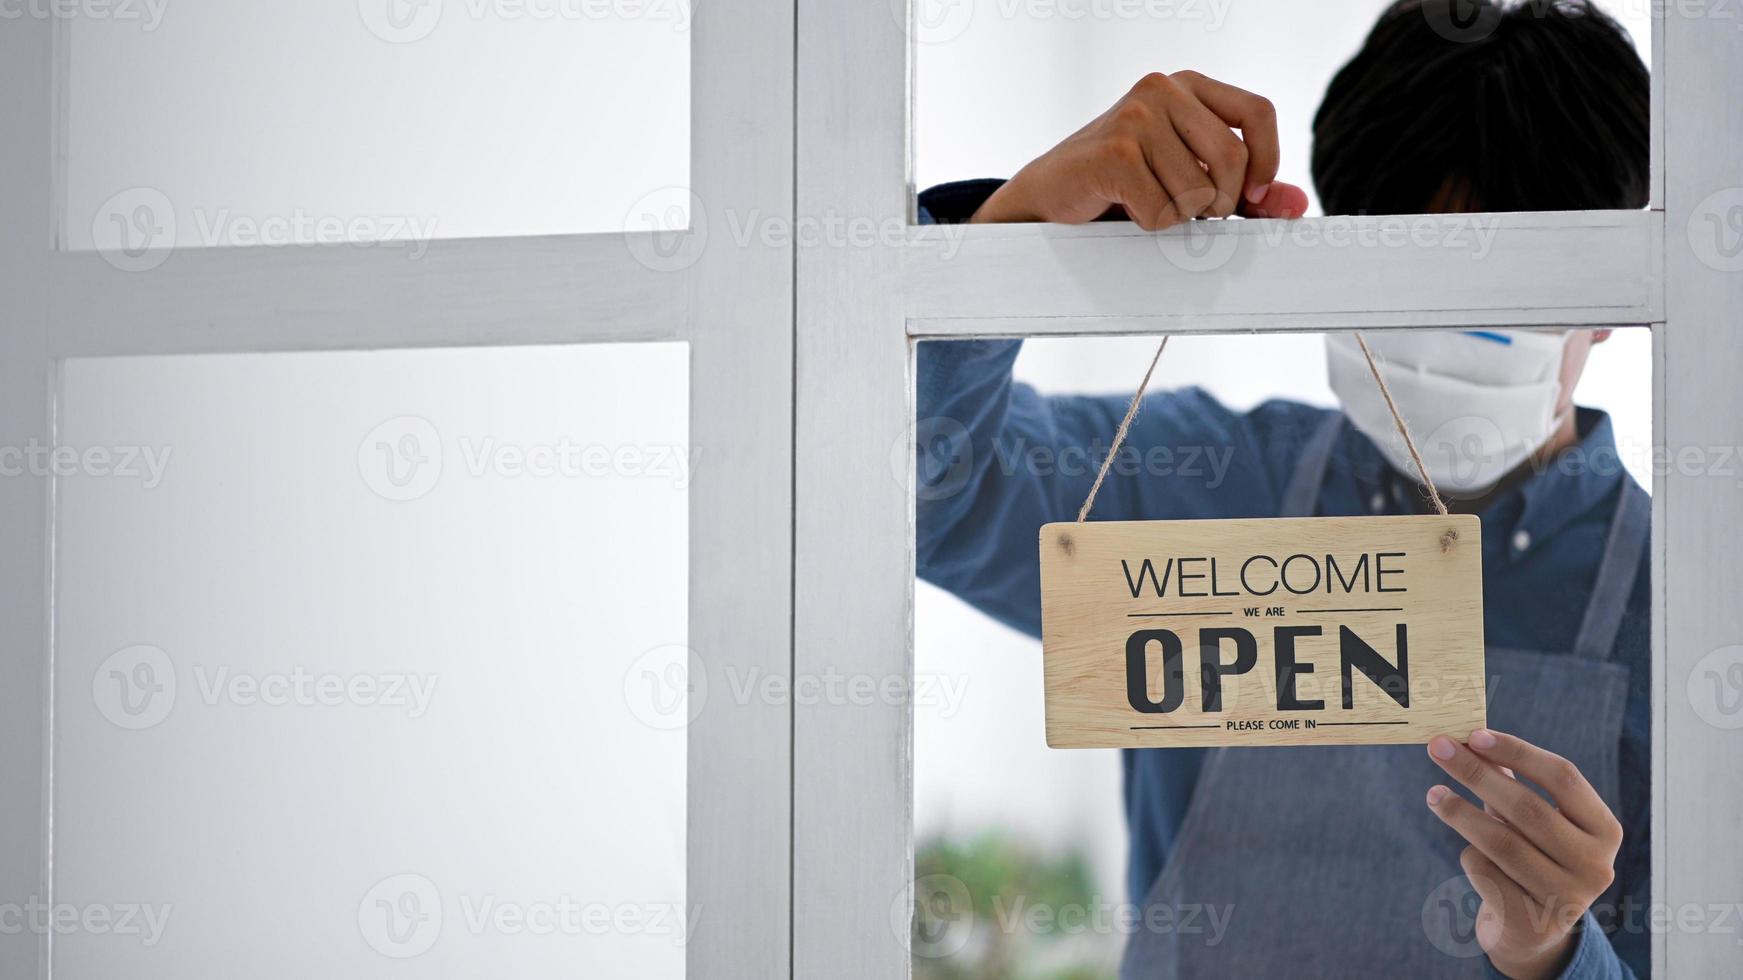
top-left (970, 71), bottom-right (1309, 229)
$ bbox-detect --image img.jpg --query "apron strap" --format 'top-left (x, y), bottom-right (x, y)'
top-left (1571, 479), bottom-right (1650, 661)
top-left (1279, 412), bottom-right (1344, 519)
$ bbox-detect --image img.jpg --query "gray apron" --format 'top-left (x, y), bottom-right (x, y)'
top-left (1121, 413), bottom-right (1646, 978)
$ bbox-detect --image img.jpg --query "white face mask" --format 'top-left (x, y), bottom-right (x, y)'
top-left (1325, 330), bottom-right (1570, 494)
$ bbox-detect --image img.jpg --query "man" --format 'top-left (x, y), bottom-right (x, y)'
top-left (915, 1), bottom-right (1650, 977)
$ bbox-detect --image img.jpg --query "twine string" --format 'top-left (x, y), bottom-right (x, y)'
top-left (1076, 332), bottom-right (1456, 548)
top-left (1352, 332), bottom-right (1449, 517)
top-left (1076, 336), bottom-right (1168, 523)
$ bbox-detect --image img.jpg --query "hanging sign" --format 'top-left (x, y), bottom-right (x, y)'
top-left (1038, 514), bottom-right (1486, 748)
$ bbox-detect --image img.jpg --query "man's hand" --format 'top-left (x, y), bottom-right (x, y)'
top-left (969, 71), bottom-right (1309, 229)
top-left (1426, 729), bottom-right (1625, 980)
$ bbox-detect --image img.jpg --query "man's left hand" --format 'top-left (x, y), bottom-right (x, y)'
top-left (1425, 728), bottom-right (1624, 979)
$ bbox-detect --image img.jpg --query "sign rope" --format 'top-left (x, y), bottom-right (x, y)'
top-left (1075, 333), bottom-right (1455, 529)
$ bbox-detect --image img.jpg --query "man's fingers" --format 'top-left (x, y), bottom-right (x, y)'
top-left (1484, 764), bottom-right (1518, 824)
top-left (1109, 150), bottom-right (1187, 231)
top-left (1427, 785), bottom-right (1567, 904)
top-left (1162, 90), bottom-right (1247, 217)
top-left (1106, 72), bottom-right (1304, 227)
top-left (1171, 69), bottom-right (1280, 205)
top-left (1122, 73), bottom-right (1234, 216)
top-left (1141, 127), bottom-right (1220, 220)
top-left (1427, 735), bottom-right (1585, 866)
top-left (1465, 729), bottom-right (1620, 842)
top-left (1124, 72), bottom-right (1242, 217)
top-left (1459, 843), bottom-right (1538, 945)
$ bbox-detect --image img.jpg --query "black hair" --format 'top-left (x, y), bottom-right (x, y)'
top-left (1311, 0), bottom-right (1649, 214)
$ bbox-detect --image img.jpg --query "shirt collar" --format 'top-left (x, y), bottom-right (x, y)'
top-left (1341, 407), bottom-right (1624, 545)
top-left (1508, 407), bottom-right (1626, 544)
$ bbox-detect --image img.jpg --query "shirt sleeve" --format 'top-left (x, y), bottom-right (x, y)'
top-left (916, 178), bottom-right (1008, 225)
top-left (915, 339), bottom-right (1309, 637)
top-left (1483, 910), bottom-right (1640, 980)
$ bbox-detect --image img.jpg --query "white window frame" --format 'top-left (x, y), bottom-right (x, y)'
top-left (4, 3), bottom-right (1739, 979)
top-left (0, 6), bottom-right (793, 979)
top-left (797, 3), bottom-right (1739, 979)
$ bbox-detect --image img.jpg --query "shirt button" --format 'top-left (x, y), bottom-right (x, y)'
top-left (1512, 530), bottom-right (1531, 553)
top-left (1369, 492), bottom-right (1385, 513)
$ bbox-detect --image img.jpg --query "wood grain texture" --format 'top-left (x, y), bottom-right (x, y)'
top-left (1039, 515), bottom-right (1486, 747)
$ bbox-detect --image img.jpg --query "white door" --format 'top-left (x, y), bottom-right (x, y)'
top-left (1, 3), bottom-right (791, 978)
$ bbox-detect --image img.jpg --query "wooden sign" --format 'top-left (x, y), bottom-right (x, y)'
top-left (1038, 515), bottom-right (1486, 747)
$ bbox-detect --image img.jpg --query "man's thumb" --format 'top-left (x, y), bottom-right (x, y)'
top-left (1236, 180), bottom-right (1309, 219)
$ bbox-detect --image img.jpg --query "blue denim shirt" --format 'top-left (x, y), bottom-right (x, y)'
top-left (917, 181), bottom-right (1650, 979)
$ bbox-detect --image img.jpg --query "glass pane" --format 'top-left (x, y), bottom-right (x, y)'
top-left (913, 328), bottom-right (1652, 978)
top-left (915, 0), bottom-right (1651, 216)
top-left (68, 1), bottom-right (689, 250)
top-left (53, 343), bottom-right (689, 978)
